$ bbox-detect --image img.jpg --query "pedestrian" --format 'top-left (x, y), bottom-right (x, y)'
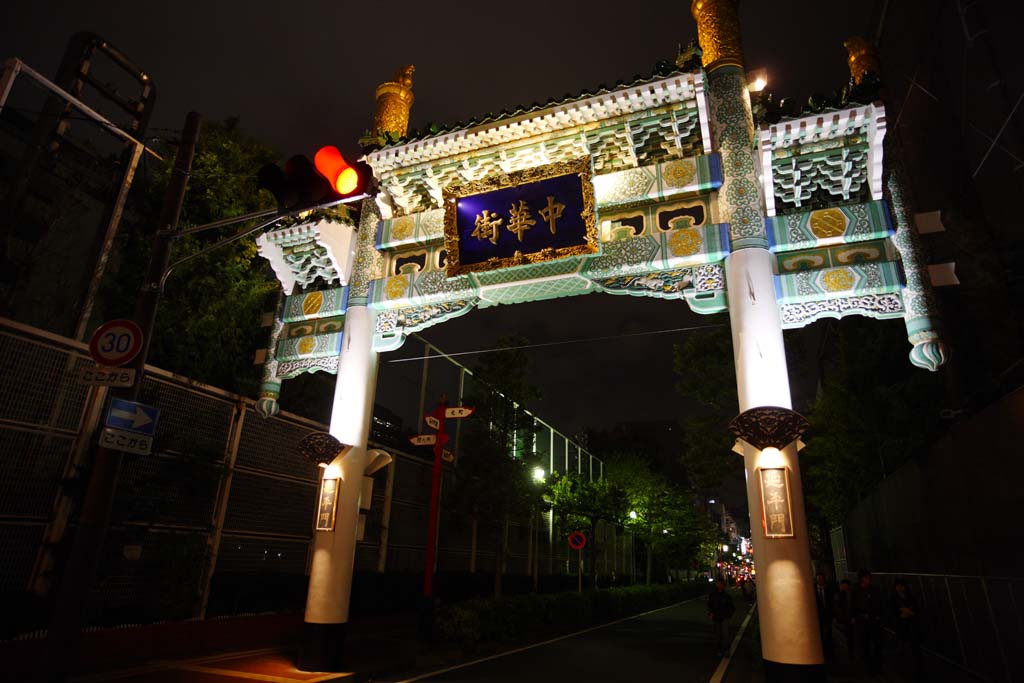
top-left (852, 568), bottom-right (884, 674)
top-left (814, 571), bottom-right (836, 659)
top-left (708, 577), bottom-right (735, 658)
top-left (890, 578), bottom-right (924, 678)
top-left (833, 579), bottom-right (855, 664)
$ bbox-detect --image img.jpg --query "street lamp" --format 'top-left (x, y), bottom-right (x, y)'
top-left (532, 466), bottom-right (545, 483)
top-left (629, 510), bottom-right (638, 520)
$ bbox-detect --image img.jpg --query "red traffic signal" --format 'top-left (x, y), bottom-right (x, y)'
top-left (257, 146), bottom-right (370, 212)
top-left (314, 146), bottom-right (359, 195)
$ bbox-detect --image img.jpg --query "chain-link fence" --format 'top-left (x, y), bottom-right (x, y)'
top-left (0, 319), bottom-right (613, 636)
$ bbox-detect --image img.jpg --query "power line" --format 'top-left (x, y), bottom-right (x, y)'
top-left (388, 323), bottom-right (727, 363)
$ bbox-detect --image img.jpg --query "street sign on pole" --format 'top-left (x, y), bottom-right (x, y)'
top-left (88, 319), bottom-right (143, 367)
top-left (445, 406), bottom-right (475, 419)
top-left (409, 434), bottom-right (438, 447)
top-left (102, 399), bottom-right (158, 455)
top-left (424, 415), bottom-right (440, 430)
top-left (99, 428), bottom-right (152, 456)
top-left (441, 449), bottom-right (455, 463)
top-left (78, 366), bottom-right (136, 387)
top-left (105, 398), bottom-right (159, 436)
top-left (568, 531), bottom-right (587, 550)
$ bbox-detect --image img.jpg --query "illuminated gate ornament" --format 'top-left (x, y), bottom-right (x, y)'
top-left (247, 2), bottom-right (956, 671)
top-left (443, 158), bottom-right (598, 276)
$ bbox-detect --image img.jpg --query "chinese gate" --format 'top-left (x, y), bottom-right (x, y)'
top-left (252, 1), bottom-right (947, 677)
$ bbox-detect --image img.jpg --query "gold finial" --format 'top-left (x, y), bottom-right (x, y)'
top-left (372, 65), bottom-right (415, 140)
top-left (690, 0), bottom-right (744, 72)
top-left (843, 37), bottom-right (880, 85)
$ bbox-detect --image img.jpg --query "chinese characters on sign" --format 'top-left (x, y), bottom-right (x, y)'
top-left (758, 467), bottom-right (794, 538)
top-left (443, 158), bottom-right (597, 276)
top-left (316, 478), bottom-right (339, 531)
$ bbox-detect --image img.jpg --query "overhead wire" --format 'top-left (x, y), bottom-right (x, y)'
top-left (387, 323), bottom-right (728, 363)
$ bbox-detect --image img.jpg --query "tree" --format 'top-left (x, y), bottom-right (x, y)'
top-left (673, 325), bottom-right (743, 497)
top-left (546, 471), bottom-right (628, 588)
top-left (802, 318), bottom-right (944, 530)
top-left (608, 454), bottom-right (708, 583)
top-left (102, 118), bottom-right (280, 396)
top-left (448, 336), bottom-right (544, 598)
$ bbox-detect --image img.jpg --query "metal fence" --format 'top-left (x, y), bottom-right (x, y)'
top-left (0, 318), bottom-right (610, 635)
top-left (834, 559), bottom-right (1023, 683)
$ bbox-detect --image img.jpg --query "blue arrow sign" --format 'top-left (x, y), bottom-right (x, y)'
top-left (105, 398), bottom-right (159, 436)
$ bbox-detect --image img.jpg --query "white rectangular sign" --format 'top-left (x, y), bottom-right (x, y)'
top-left (79, 366), bottom-right (136, 387)
top-left (100, 427), bottom-right (153, 455)
top-left (445, 406), bottom-right (474, 419)
top-left (424, 415), bottom-right (440, 430)
top-left (409, 434), bottom-right (437, 446)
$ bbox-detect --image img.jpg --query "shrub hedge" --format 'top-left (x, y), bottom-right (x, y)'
top-left (436, 582), bottom-right (707, 650)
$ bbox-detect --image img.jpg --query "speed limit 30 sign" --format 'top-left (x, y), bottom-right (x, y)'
top-left (89, 319), bottom-right (144, 367)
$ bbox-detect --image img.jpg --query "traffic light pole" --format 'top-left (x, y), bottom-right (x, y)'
top-left (43, 111), bottom-right (202, 682)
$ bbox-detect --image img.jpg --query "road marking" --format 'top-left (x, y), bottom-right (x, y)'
top-left (709, 602), bottom-right (757, 683)
top-left (392, 596), bottom-right (704, 683)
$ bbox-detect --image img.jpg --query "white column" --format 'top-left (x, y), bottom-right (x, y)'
top-left (304, 305), bottom-right (379, 626)
top-left (725, 248), bottom-right (823, 666)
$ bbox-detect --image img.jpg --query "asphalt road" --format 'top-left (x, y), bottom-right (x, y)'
top-left (400, 595), bottom-right (741, 683)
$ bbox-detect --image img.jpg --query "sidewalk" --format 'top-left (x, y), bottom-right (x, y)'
top-left (0, 612), bottom-right (420, 683)
top-left (723, 605), bottom-right (979, 683)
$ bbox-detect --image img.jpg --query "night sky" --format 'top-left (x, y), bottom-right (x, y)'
top-left (2, 1), bottom-right (881, 504)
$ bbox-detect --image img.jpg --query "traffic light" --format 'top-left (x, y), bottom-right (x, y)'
top-left (257, 146), bottom-right (370, 212)
top-left (314, 146), bottom-right (358, 195)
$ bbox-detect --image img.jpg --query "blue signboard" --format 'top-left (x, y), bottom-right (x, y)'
top-left (105, 398), bottom-right (159, 436)
top-left (443, 158), bottom-right (598, 276)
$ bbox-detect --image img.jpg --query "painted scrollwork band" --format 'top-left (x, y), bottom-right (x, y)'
top-left (779, 293), bottom-right (904, 328)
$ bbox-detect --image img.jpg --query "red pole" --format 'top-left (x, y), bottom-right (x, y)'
top-left (423, 398), bottom-right (447, 597)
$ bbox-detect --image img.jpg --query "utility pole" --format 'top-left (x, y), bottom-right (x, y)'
top-left (43, 112), bottom-right (202, 681)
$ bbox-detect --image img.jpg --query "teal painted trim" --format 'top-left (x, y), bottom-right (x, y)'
top-left (731, 235), bottom-right (769, 251)
top-left (281, 286), bottom-right (349, 322)
top-left (376, 208), bottom-right (446, 251)
top-left (594, 153), bottom-right (722, 209)
top-left (275, 332), bottom-right (344, 361)
top-left (774, 261), bottom-right (903, 304)
top-left (368, 269), bottom-right (477, 310)
top-left (766, 200), bottom-right (894, 254)
top-left (684, 289), bottom-right (728, 315)
top-left (583, 222), bottom-right (729, 279)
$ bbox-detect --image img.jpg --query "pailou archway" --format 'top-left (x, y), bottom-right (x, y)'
top-left (251, 1), bottom-right (947, 677)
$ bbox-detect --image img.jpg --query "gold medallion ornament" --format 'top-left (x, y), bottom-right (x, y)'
top-left (390, 215), bottom-right (415, 240)
top-left (690, 0), bottom-right (745, 72)
top-left (302, 291), bottom-right (324, 317)
top-left (385, 275), bottom-right (409, 300)
top-left (808, 208), bottom-right (847, 239)
top-left (298, 336), bottom-right (317, 356)
top-left (662, 159), bottom-right (697, 188)
top-left (822, 267), bottom-right (855, 292)
top-left (668, 227), bottom-right (704, 257)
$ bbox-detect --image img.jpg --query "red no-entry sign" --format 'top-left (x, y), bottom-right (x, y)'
top-left (568, 531), bottom-right (587, 550)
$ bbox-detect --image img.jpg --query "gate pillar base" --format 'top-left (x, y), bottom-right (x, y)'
top-left (763, 660), bottom-right (826, 683)
top-left (297, 621), bottom-right (347, 672)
